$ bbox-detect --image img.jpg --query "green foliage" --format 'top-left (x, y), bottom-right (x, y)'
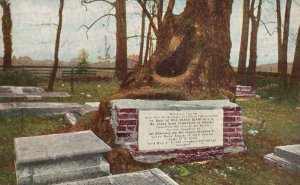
top-left (76, 48), bottom-right (90, 74)
top-left (0, 70), bottom-right (41, 86)
top-left (256, 77), bottom-right (300, 105)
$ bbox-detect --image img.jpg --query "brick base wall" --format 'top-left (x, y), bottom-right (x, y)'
top-left (110, 104), bottom-right (247, 163)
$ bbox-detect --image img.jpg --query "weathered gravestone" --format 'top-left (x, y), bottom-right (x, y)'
top-left (14, 130), bottom-right (111, 185)
top-left (110, 99), bottom-right (247, 163)
top-left (54, 168), bottom-right (179, 185)
top-left (235, 85), bottom-right (260, 99)
top-left (264, 144), bottom-right (300, 173)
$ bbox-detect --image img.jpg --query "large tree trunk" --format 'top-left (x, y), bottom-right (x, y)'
top-left (291, 25), bottom-right (300, 84)
top-left (115, 0), bottom-right (127, 80)
top-left (1, 0), bottom-right (12, 72)
top-left (276, 0), bottom-right (283, 74)
top-left (237, 0), bottom-right (250, 75)
top-left (122, 0), bottom-right (235, 99)
top-left (48, 0), bottom-right (64, 91)
top-left (247, 0), bottom-right (262, 87)
top-left (281, 0), bottom-right (292, 83)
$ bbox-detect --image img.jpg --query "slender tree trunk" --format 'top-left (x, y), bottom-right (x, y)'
top-left (144, 23), bottom-right (151, 64)
top-left (115, 0), bottom-right (127, 80)
top-left (48, 0), bottom-right (64, 91)
top-left (122, 0), bottom-right (236, 99)
top-left (237, 0), bottom-right (250, 74)
top-left (1, 0), bottom-right (12, 72)
top-left (282, 0), bottom-right (292, 83)
top-left (138, 5), bottom-right (146, 65)
top-left (291, 25), bottom-right (300, 84)
top-left (276, 0), bottom-right (283, 74)
top-left (247, 0), bottom-right (262, 87)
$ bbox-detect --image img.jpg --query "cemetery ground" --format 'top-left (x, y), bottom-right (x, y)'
top-left (0, 79), bottom-right (300, 185)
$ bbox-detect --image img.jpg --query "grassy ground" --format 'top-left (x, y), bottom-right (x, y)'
top-left (0, 79), bottom-right (300, 184)
top-left (38, 79), bottom-right (120, 104)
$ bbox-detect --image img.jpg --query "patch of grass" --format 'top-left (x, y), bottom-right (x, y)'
top-left (0, 115), bottom-right (69, 185)
top-left (39, 79), bottom-right (120, 104)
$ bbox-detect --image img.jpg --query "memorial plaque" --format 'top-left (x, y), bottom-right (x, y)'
top-left (138, 109), bottom-right (223, 151)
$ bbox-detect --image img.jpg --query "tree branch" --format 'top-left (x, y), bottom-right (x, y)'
top-left (136, 0), bottom-right (158, 36)
top-left (77, 13), bottom-right (115, 39)
top-left (260, 20), bottom-right (272, 36)
top-left (81, 0), bottom-right (115, 7)
top-left (292, 0), bottom-right (300, 6)
top-left (165, 0), bottom-right (175, 18)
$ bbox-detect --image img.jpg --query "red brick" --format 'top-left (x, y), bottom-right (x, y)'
top-left (118, 120), bottom-right (137, 126)
top-left (117, 113), bottom-right (138, 119)
top-left (230, 122), bottom-right (242, 127)
top-left (224, 117), bottom-right (236, 122)
top-left (223, 107), bottom-right (236, 111)
top-left (236, 107), bottom-right (241, 111)
top-left (224, 111), bottom-right (241, 116)
top-left (224, 132), bottom-right (242, 137)
top-left (117, 133), bottom-right (131, 138)
top-left (117, 126), bottom-right (127, 131)
top-left (117, 108), bottom-right (137, 113)
top-left (127, 126), bottom-right (136, 131)
top-left (224, 127), bottom-right (236, 132)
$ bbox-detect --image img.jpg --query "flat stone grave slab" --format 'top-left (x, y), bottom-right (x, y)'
top-left (0, 86), bottom-right (70, 102)
top-left (14, 130), bottom-right (112, 185)
top-left (264, 144), bottom-right (300, 172)
top-left (0, 102), bottom-right (81, 115)
top-left (55, 168), bottom-right (179, 185)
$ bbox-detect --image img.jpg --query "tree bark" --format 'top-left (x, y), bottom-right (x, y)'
top-left (143, 22), bottom-right (151, 65)
top-left (238, 0), bottom-right (250, 75)
top-left (122, 0), bottom-right (236, 99)
top-left (156, 0), bottom-right (163, 30)
top-left (281, 0), bottom-right (292, 81)
top-left (1, 0), bottom-right (12, 72)
top-left (138, 4), bottom-right (146, 66)
top-left (276, 0), bottom-right (283, 74)
top-left (48, 0), bottom-right (64, 91)
top-left (291, 25), bottom-right (300, 84)
top-left (115, 0), bottom-right (127, 80)
top-left (247, 0), bottom-right (262, 87)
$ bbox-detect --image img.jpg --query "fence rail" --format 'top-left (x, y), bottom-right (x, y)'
top-left (0, 65), bottom-right (129, 79)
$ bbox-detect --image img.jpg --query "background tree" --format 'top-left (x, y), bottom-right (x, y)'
top-left (121, 0), bottom-right (235, 99)
top-left (0, 0), bottom-right (12, 72)
top-left (80, 0), bottom-right (127, 80)
top-left (277, 0), bottom-right (292, 84)
top-left (48, 0), bottom-right (64, 91)
top-left (77, 48), bottom-right (90, 74)
top-left (282, 0), bottom-right (292, 82)
top-left (138, 3), bottom-right (146, 65)
top-left (291, 25), bottom-right (300, 84)
top-left (237, 0), bottom-right (250, 75)
top-left (247, 0), bottom-right (262, 86)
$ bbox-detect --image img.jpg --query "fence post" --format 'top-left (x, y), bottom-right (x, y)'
top-left (71, 67), bottom-right (74, 93)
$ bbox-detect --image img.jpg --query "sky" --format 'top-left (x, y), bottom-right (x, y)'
top-left (0, 0), bottom-right (299, 67)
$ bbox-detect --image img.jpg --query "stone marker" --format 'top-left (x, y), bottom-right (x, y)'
top-left (54, 168), bottom-right (179, 185)
top-left (110, 99), bottom-right (246, 163)
top-left (264, 144), bottom-right (300, 172)
top-left (0, 102), bottom-right (81, 115)
top-left (14, 130), bottom-right (112, 185)
top-left (64, 102), bottom-right (100, 125)
top-left (235, 85), bottom-right (260, 99)
top-left (0, 86), bottom-right (70, 102)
